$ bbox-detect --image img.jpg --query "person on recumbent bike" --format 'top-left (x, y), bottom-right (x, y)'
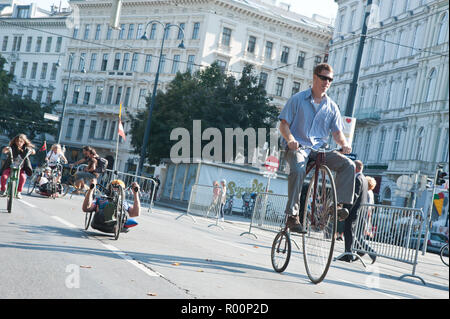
top-left (82, 178), bottom-right (140, 234)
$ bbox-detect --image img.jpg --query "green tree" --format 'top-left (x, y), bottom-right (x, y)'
top-left (129, 63), bottom-right (279, 165)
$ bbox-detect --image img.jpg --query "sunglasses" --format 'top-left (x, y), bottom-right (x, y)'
top-left (316, 74), bottom-right (334, 82)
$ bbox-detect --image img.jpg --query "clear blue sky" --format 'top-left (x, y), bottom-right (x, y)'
top-left (28, 0), bottom-right (338, 20)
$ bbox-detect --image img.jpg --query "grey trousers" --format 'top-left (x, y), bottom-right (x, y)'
top-left (284, 148), bottom-right (355, 216)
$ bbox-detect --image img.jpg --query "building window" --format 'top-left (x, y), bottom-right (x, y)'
top-left (95, 24), bottom-right (101, 40)
top-left (35, 36), bottom-right (42, 52)
top-left (21, 62), bottom-right (28, 79)
top-left (314, 55), bottom-right (322, 66)
top-left (113, 53), bottom-right (121, 70)
top-left (89, 120), bottom-right (97, 139)
top-left (177, 23), bottom-right (185, 40)
top-left (127, 24), bottom-right (134, 40)
top-left (83, 86), bottom-right (91, 105)
top-left (163, 24), bottom-right (170, 40)
top-left (265, 41), bottom-right (273, 60)
top-left (216, 60), bottom-right (227, 72)
top-left (100, 120), bottom-right (108, 139)
top-left (40, 63), bottom-right (48, 80)
top-left (50, 63), bottom-right (57, 80)
top-left (83, 24), bottom-right (91, 40)
top-left (159, 54), bottom-right (166, 73)
top-left (72, 26), bottom-right (79, 39)
top-left (341, 48), bottom-right (347, 73)
top-left (415, 127), bottom-right (424, 160)
top-left (101, 53), bottom-right (108, 71)
top-left (425, 68), bottom-right (436, 102)
top-left (131, 53), bottom-right (138, 71)
top-left (377, 129), bottom-right (386, 162)
top-left (72, 85), bottom-right (80, 104)
top-left (138, 88), bottom-right (147, 108)
top-left (221, 27), bottom-right (232, 46)
top-left (123, 87), bottom-right (131, 107)
top-left (292, 81), bottom-right (301, 96)
top-left (136, 24), bottom-right (143, 39)
top-left (55, 36), bottom-right (62, 52)
top-left (118, 24), bottom-right (126, 39)
top-left (95, 86), bottom-right (103, 104)
top-left (192, 22), bottom-right (200, 40)
top-left (363, 130), bottom-right (372, 162)
top-left (2, 36), bottom-right (8, 51)
top-left (65, 118), bottom-right (74, 139)
top-left (392, 127), bottom-right (401, 160)
top-left (115, 86), bottom-right (123, 105)
top-left (187, 55), bottom-right (195, 73)
top-left (109, 121), bottom-right (117, 140)
top-left (45, 90), bottom-right (53, 104)
top-left (76, 119), bottom-right (85, 141)
top-left (122, 53), bottom-right (130, 71)
top-left (247, 36), bottom-right (256, 53)
top-left (171, 54), bottom-right (180, 73)
top-left (30, 62), bottom-right (37, 79)
top-left (259, 72), bottom-right (268, 89)
top-left (281, 46), bottom-right (289, 63)
top-left (297, 51), bottom-right (305, 68)
top-left (25, 36), bottom-right (32, 52)
top-left (106, 25), bottom-right (112, 40)
top-left (144, 54), bottom-right (152, 72)
top-left (275, 77), bottom-right (284, 96)
top-left (79, 53), bottom-right (86, 72)
top-left (437, 12), bottom-right (448, 45)
top-left (150, 23), bottom-right (157, 40)
top-left (89, 53), bottom-right (97, 71)
top-left (45, 37), bottom-right (52, 52)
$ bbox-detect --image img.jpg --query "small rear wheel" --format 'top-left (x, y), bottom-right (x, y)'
top-left (271, 230), bottom-right (291, 273)
top-left (440, 244), bottom-right (449, 267)
top-left (114, 186), bottom-right (126, 240)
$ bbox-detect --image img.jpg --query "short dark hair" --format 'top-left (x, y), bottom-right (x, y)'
top-left (314, 63), bottom-right (333, 76)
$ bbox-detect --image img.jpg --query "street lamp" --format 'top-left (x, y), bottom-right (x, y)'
top-left (136, 21), bottom-right (185, 176)
top-left (57, 53), bottom-right (86, 144)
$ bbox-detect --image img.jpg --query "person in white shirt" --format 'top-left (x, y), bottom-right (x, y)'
top-left (46, 144), bottom-right (67, 169)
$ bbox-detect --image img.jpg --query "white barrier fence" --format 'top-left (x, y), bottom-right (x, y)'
top-left (101, 169), bottom-right (158, 213)
top-left (334, 204), bottom-right (426, 284)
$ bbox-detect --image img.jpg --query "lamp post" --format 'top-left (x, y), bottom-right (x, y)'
top-left (57, 53), bottom-right (86, 144)
top-left (137, 21), bottom-right (185, 176)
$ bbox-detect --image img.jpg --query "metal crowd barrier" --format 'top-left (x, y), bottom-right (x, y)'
top-left (240, 192), bottom-right (288, 239)
top-left (185, 184), bottom-right (225, 228)
top-left (101, 169), bottom-right (158, 213)
top-left (334, 204), bottom-right (425, 285)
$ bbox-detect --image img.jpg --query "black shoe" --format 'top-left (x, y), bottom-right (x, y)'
top-left (369, 253), bottom-right (376, 264)
top-left (337, 208), bottom-right (349, 221)
top-left (336, 254), bottom-right (354, 263)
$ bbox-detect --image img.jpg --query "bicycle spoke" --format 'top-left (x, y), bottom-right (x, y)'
top-left (271, 231), bottom-right (291, 273)
top-left (302, 165), bottom-right (337, 284)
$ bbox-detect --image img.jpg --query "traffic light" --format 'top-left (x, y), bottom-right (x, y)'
top-left (436, 168), bottom-right (448, 186)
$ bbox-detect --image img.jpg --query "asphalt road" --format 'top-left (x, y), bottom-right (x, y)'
top-left (0, 191), bottom-right (448, 304)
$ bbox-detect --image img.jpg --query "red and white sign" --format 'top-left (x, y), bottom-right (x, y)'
top-left (265, 155), bottom-right (279, 172)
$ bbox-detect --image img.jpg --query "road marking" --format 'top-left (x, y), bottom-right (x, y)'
top-left (50, 215), bottom-right (163, 278)
top-left (101, 243), bottom-right (162, 277)
top-left (52, 216), bottom-right (77, 228)
top-left (18, 199), bottom-right (37, 208)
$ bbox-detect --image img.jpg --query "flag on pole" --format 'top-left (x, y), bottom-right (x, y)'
top-left (118, 103), bottom-right (126, 141)
top-left (39, 141), bottom-right (47, 152)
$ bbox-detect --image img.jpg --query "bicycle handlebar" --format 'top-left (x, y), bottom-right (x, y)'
top-left (6, 146), bottom-right (33, 169)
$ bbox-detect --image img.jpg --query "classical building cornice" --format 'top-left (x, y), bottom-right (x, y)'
top-left (72, 0), bottom-right (332, 40)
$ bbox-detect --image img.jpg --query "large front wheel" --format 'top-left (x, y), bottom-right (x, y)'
top-left (7, 180), bottom-right (16, 213)
top-left (302, 165), bottom-right (337, 284)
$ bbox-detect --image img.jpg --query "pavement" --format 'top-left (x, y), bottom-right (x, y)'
top-left (0, 192), bottom-right (448, 307)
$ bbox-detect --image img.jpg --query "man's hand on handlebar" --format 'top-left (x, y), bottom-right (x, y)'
top-left (130, 182), bottom-right (140, 194)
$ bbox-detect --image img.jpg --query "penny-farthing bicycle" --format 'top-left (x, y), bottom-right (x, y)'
top-left (271, 145), bottom-right (339, 284)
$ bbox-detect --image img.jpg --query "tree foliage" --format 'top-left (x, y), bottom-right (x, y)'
top-left (129, 63), bottom-right (279, 165)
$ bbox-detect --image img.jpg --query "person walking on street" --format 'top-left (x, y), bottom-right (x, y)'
top-left (219, 179), bottom-right (227, 222)
top-left (337, 160), bottom-right (376, 264)
top-left (278, 63), bottom-right (355, 233)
